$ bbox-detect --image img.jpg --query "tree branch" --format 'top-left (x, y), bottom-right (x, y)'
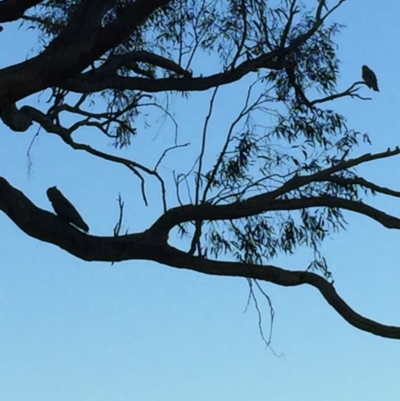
top-left (154, 246), bottom-right (400, 339)
top-left (0, 0), bottom-right (171, 106)
top-left (1, 175), bottom-right (399, 339)
top-left (0, 0), bottom-right (43, 22)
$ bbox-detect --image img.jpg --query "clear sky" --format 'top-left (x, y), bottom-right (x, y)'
top-left (1, 1), bottom-right (400, 401)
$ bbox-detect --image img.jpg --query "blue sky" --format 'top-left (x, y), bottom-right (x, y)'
top-left (1, 1), bottom-right (400, 400)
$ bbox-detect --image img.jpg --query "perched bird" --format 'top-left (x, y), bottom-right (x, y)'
top-left (362, 65), bottom-right (379, 92)
top-left (47, 186), bottom-right (89, 232)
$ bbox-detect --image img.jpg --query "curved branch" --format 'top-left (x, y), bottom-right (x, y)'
top-left (62, 54), bottom-right (289, 94)
top-left (24, 106), bottom-right (168, 209)
top-left (0, 103), bottom-right (33, 131)
top-left (310, 81), bottom-right (370, 105)
top-left (154, 246), bottom-right (400, 339)
top-left (151, 193), bottom-right (400, 235)
top-left (63, 0), bottom-right (349, 96)
top-left (1, 176), bottom-right (398, 339)
top-left (0, 0), bottom-right (346, 105)
top-left (151, 149), bottom-right (400, 233)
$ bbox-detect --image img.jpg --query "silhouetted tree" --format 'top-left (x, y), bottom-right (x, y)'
top-left (0, 0), bottom-right (399, 340)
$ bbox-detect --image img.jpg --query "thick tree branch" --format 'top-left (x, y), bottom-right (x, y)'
top-left (0, 0), bottom-right (347, 108)
top-left (1, 176), bottom-right (399, 339)
top-left (0, 0), bottom-right (171, 106)
top-left (0, 0), bottom-right (114, 105)
top-left (62, 53), bottom-right (289, 93)
top-left (59, 1), bottom-right (348, 96)
top-left (0, 0), bottom-right (43, 22)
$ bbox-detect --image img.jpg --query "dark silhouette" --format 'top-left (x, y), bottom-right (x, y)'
top-left (47, 186), bottom-right (89, 232)
top-left (362, 65), bottom-right (379, 92)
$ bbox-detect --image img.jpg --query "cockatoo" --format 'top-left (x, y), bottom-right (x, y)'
top-left (362, 65), bottom-right (379, 92)
top-left (47, 186), bottom-right (89, 232)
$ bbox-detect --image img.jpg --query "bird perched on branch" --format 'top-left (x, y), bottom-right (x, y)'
top-left (362, 65), bottom-right (379, 92)
top-left (47, 186), bottom-right (89, 232)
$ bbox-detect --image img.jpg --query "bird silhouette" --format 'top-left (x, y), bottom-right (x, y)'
top-left (47, 186), bottom-right (89, 232)
top-left (362, 65), bottom-right (379, 92)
